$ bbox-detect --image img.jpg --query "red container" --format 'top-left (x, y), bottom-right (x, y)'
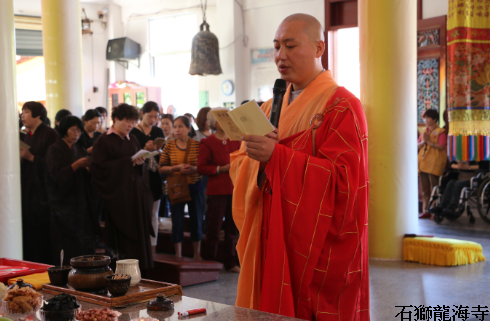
top-left (0, 258), bottom-right (53, 284)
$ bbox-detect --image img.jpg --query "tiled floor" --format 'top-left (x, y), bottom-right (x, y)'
top-left (182, 216), bottom-right (490, 320)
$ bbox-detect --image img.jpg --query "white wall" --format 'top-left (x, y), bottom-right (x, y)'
top-left (81, 4), bottom-right (110, 111)
top-left (81, 3), bottom-right (128, 112)
top-left (422, 0), bottom-right (448, 19)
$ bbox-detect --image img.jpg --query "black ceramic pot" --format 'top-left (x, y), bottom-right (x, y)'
top-left (68, 255), bottom-right (113, 294)
top-left (105, 274), bottom-right (131, 297)
top-left (47, 266), bottom-right (72, 286)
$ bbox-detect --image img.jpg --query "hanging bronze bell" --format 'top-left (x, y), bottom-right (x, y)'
top-left (189, 21), bottom-right (222, 76)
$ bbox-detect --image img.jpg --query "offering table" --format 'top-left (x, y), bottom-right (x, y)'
top-left (32, 292), bottom-right (302, 321)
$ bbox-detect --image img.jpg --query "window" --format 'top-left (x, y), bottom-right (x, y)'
top-left (328, 28), bottom-right (360, 99)
top-left (149, 14), bottom-right (199, 117)
top-left (136, 91), bottom-right (145, 108)
top-left (124, 92), bottom-right (132, 105)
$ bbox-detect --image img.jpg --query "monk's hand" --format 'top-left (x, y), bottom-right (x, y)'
top-left (265, 128), bottom-right (279, 142)
top-left (243, 134), bottom-right (276, 163)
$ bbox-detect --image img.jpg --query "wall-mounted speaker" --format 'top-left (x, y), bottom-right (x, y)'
top-left (106, 37), bottom-right (140, 61)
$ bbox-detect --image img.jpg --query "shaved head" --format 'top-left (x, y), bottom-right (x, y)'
top-left (282, 14), bottom-right (324, 43)
top-left (273, 14), bottom-right (325, 90)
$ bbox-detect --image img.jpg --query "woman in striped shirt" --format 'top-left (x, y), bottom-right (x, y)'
top-left (159, 116), bottom-right (203, 260)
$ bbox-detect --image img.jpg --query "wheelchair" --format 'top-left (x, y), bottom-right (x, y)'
top-left (428, 169), bottom-right (490, 224)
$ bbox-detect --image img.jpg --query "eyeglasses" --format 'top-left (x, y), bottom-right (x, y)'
top-left (68, 128), bottom-right (82, 134)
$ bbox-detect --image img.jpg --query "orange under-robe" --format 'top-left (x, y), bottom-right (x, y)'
top-left (230, 71), bottom-right (369, 321)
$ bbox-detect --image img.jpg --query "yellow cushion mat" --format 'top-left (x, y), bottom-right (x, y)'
top-left (403, 237), bottom-right (486, 266)
top-left (8, 272), bottom-right (50, 290)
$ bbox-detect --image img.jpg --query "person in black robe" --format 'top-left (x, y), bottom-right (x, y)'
top-left (78, 109), bottom-right (104, 224)
top-left (130, 101), bottom-right (164, 250)
top-left (95, 106), bottom-right (109, 134)
top-left (54, 109), bottom-right (72, 135)
top-left (20, 102), bottom-right (58, 264)
top-left (90, 104), bottom-right (154, 270)
top-left (77, 109), bottom-right (102, 154)
top-left (46, 116), bottom-right (100, 262)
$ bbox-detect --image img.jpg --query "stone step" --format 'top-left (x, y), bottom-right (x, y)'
top-left (146, 253), bottom-right (223, 287)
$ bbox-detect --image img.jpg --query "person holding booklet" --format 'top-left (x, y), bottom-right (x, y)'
top-left (229, 14), bottom-right (369, 320)
top-left (77, 109), bottom-right (102, 154)
top-left (90, 103), bottom-right (154, 270)
top-left (158, 116), bottom-right (203, 260)
top-left (130, 101), bottom-right (165, 251)
top-left (20, 101), bottom-right (58, 264)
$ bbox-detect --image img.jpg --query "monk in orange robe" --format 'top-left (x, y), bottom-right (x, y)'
top-left (230, 14), bottom-right (369, 320)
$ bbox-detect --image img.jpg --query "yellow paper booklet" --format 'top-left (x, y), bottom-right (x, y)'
top-left (210, 100), bottom-right (274, 141)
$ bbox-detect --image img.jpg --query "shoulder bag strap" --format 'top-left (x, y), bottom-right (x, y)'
top-left (183, 139), bottom-right (191, 164)
top-left (177, 139), bottom-right (192, 187)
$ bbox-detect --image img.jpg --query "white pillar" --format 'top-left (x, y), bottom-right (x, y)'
top-left (359, 0), bottom-right (419, 259)
top-left (107, 3), bottom-right (125, 84)
top-left (41, 0), bottom-right (85, 119)
top-left (0, 0), bottom-right (23, 259)
top-left (232, 1), bottom-right (248, 106)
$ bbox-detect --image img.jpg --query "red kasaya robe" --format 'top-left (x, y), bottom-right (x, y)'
top-left (230, 71), bottom-right (369, 321)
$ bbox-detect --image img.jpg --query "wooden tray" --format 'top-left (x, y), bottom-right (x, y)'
top-left (42, 278), bottom-right (182, 307)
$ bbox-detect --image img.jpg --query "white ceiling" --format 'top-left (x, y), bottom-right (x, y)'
top-left (13, 0), bottom-right (215, 16)
top-left (13, 0), bottom-right (42, 16)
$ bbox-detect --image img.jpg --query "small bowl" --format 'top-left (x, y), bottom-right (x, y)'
top-left (106, 274), bottom-right (131, 297)
top-left (47, 266), bottom-right (72, 286)
top-left (39, 306), bottom-right (81, 321)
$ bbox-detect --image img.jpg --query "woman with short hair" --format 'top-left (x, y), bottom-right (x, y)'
top-left (130, 101), bottom-right (165, 250)
top-left (46, 116), bottom-right (100, 262)
top-left (77, 109), bottom-right (102, 154)
top-left (159, 116), bottom-right (203, 260)
top-left (90, 103), bottom-right (154, 269)
top-left (20, 101), bottom-right (58, 264)
top-left (54, 109), bottom-right (72, 135)
top-left (95, 106), bottom-right (108, 133)
top-left (418, 109), bottom-right (447, 218)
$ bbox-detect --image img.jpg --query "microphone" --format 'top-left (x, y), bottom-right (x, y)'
top-left (269, 79), bottom-right (287, 128)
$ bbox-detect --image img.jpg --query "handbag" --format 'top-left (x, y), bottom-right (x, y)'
top-left (166, 139), bottom-right (192, 205)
